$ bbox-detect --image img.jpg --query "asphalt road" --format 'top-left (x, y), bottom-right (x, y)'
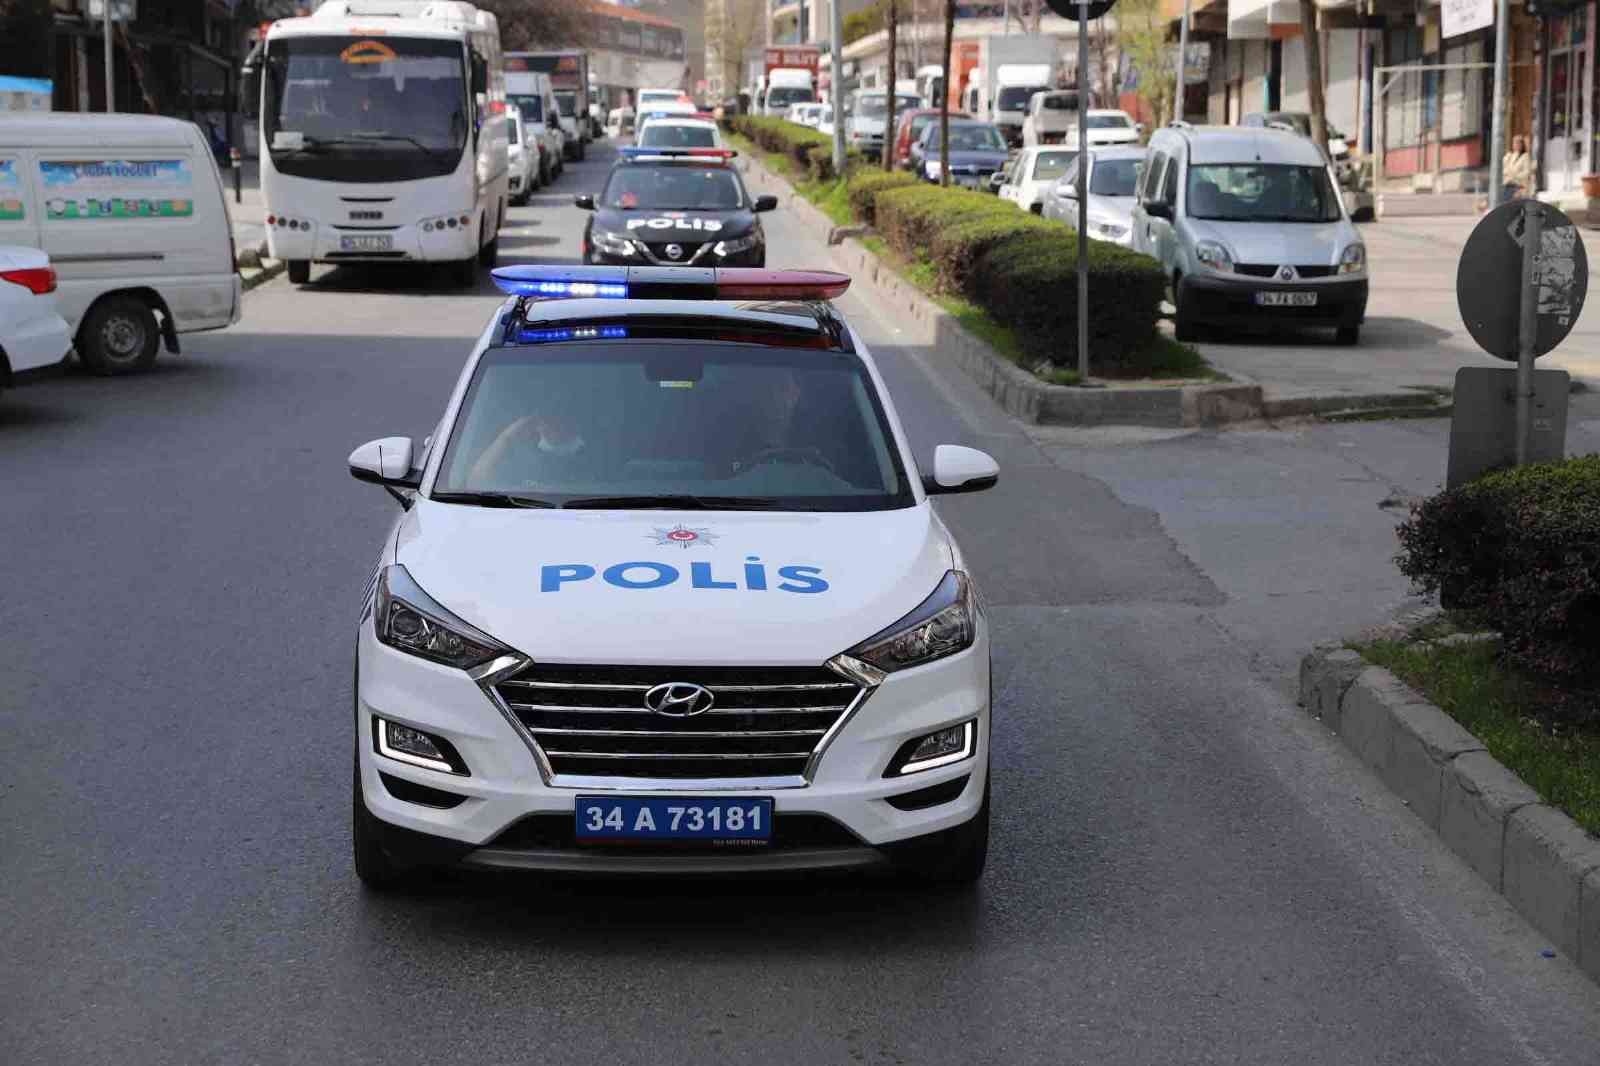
top-left (4, 142), bottom-right (1600, 1065)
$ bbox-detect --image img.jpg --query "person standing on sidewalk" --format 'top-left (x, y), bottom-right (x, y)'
top-left (1502, 135), bottom-right (1533, 200)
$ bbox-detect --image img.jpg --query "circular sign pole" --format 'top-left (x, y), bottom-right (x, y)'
top-left (1077, 0), bottom-right (1090, 381)
top-left (1516, 201), bottom-right (1542, 463)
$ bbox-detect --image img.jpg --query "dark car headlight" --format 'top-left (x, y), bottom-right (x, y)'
top-left (591, 230), bottom-right (636, 257)
top-left (713, 233), bottom-right (760, 257)
top-left (374, 564), bottom-right (508, 670)
top-left (846, 571), bottom-right (977, 673)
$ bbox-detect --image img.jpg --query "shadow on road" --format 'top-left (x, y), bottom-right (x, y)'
top-left (1199, 314), bottom-right (1454, 348)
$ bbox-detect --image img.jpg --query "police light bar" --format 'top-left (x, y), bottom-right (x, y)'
top-left (491, 265), bottom-right (850, 302)
top-left (618, 147), bottom-right (737, 161)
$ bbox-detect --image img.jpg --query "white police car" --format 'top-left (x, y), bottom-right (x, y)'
top-left (348, 265), bottom-right (1000, 888)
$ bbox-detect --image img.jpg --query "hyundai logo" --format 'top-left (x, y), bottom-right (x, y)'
top-left (644, 682), bottom-right (715, 717)
top-left (664, 243), bottom-right (684, 260)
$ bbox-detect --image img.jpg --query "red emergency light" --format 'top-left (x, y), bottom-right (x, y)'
top-left (713, 269), bottom-right (851, 301)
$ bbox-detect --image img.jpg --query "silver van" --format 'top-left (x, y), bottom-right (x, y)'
top-left (1130, 123), bottom-right (1367, 345)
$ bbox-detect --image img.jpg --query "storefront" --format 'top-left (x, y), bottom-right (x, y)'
top-left (1537, 7), bottom-right (1595, 193)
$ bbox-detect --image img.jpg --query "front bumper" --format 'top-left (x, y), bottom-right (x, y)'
top-left (354, 619), bottom-right (991, 873)
top-left (265, 211), bottom-right (480, 264)
top-left (1180, 273), bottom-right (1368, 327)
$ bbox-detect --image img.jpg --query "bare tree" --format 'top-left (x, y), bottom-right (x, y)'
top-left (476, 0), bottom-right (597, 50)
top-left (706, 0), bottom-right (767, 101)
top-left (939, 0), bottom-right (954, 186)
top-left (884, 0), bottom-right (899, 171)
top-left (1299, 0), bottom-right (1328, 153)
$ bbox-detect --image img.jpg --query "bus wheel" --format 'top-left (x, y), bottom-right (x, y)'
top-left (287, 260), bottom-right (310, 285)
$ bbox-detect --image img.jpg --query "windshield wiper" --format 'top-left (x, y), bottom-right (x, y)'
top-left (562, 495), bottom-right (779, 511)
top-left (430, 491), bottom-right (557, 509)
top-left (341, 131), bottom-right (449, 161)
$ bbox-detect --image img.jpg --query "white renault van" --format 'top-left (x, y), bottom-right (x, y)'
top-left (0, 114), bottom-right (240, 374)
top-left (1130, 123), bottom-right (1368, 345)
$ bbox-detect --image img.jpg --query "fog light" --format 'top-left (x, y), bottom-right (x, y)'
top-left (374, 716), bottom-right (468, 774)
top-left (459, 214), bottom-right (470, 226)
top-left (886, 720), bottom-right (976, 776)
top-left (422, 222), bottom-right (433, 232)
top-left (446, 218), bottom-right (457, 228)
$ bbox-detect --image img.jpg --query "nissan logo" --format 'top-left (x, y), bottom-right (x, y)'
top-left (664, 243), bottom-right (684, 260)
top-left (643, 682), bottom-right (715, 717)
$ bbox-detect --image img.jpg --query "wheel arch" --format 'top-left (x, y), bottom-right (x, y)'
top-left (77, 287), bottom-right (178, 354)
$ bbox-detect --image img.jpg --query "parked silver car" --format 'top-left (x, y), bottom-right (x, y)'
top-left (1130, 124), bottom-right (1368, 345)
top-left (1040, 145), bottom-right (1145, 246)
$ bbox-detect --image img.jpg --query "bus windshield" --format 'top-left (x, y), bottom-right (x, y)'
top-left (264, 35), bottom-right (468, 182)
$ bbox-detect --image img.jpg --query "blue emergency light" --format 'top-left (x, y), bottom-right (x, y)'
top-left (491, 265), bottom-right (850, 302)
top-left (617, 147), bottom-right (737, 161)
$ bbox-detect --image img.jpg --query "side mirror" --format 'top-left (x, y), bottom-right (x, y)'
top-left (470, 53), bottom-right (488, 96)
top-left (923, 444), bottom-right (999, 495)
top-left (573, 193), bottom-right (596, 210)
top-left (240, 66), bottom-right (260, 119)
top-left (988, 171), bottom-right (1006, 191)
top-left (753, 194), bottom-right (779, 213)
top-left (349, 436), bottom-right (421, 490)
top-left (1144, 199), bottom-right (1172, 219)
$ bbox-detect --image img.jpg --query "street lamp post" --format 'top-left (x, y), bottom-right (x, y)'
top-left (103, 0), bottom-right (115, 112)
top-left (830, 0), bottom-right (846, 174)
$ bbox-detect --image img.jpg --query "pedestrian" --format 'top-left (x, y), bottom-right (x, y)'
top-left (1502, 134), bottom-right (1533, 201)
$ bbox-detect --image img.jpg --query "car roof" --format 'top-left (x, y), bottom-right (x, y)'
top-left (0, 112), bottom-right (199, 148)
top-left (498, 297), bottom-right (852, 353)
top-left (1088, 145), bottom-right (1147, 160)
top-left (1087, 109), bottom-right (1132, 118)
top-left (1158, 124), bottom-right (1325, 166)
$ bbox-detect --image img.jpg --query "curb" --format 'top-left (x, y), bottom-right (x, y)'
top-left (240, 258), bottom-right (286, 292)
top-left (1300, 647), bottom-right (1600, 982)
top-left (738, 150), bottom-right (1439, 428)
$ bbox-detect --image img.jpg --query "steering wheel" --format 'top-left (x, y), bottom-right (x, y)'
top-left (735, 446), bottom-right (838, 476)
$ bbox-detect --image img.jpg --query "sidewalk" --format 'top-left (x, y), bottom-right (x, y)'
top-left (1191, 213), bottom-right (1600, 405)
top-left (225, 158), bottom-right (267, 257)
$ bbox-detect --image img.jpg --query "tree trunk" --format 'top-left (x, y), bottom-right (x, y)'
top-left (885, 0), bottom-right (898, 171)
top-left (939, 0), bottom-right (954, 186)
top-left (1299, 0), bottom-right (1328, 155)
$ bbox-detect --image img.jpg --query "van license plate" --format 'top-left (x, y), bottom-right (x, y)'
top-left (1255, 291), bottom-right (1318, 307)
top-left (340, 234), bottom-right (393, 253)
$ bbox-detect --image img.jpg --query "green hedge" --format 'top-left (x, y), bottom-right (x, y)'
top-left (724, 116), bottom-right (858, 182)
top-left (1396, 456), bottom-right (1600, 711)
top-left (870, 183), bottom-right (1166, 370)
top-left (845, 170), bottom-right (919, 225)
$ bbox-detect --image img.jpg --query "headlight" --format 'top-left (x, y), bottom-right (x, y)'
top-left (1195, 239), bottom-right (1234, 274)
top-left (374, 565), bottom-right (507, 670)
top-left (591, 230), bottom-right (636, 257)
top-left (1339, 242), bottom-right (1366, 274)
top-left (713, 233), bottom-right (759, 257)
top-left (1089, 219), bottom-right (1129, 241)
top-left (847, 571), bottom-right (977, 673)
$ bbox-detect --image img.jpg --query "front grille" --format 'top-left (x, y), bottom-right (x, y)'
top-left (1235, 264), bottom-right (1337, 278)
top-left (641, 241), bottom-right (706, 262)
top-left (494, 663), bottom-right (862, 780)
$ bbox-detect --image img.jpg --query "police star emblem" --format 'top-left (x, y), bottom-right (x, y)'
top-left (649, 524), bottom-right (718, 549)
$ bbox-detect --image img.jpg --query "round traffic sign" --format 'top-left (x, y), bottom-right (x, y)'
top-left (1044, 0), bottom-right (1117, 20)
top-left (1456, 200), bottom-right (1587, 362)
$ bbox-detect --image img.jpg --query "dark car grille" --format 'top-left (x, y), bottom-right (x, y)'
top-left (494, 663), bottom-right (862, 780)
top-left (1234, 264), bottom-right (1336, 278)
top-left (641, 240), bottom-right (707, 262)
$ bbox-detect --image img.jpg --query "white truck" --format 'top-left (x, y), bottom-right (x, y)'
top-left (1021, 89), bottom-right (1085, 147)
top-left (762, 68), bottom-right (816, 117)
top-left (257, 0), bottom-right (508, 287)
top-left (959, 37), bottom-right (1058, 148)
top-left (507, 51), bottom-right (592, 160)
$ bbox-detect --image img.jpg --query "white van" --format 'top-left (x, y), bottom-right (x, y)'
top-left (0, 113), bottom-right (240, 374)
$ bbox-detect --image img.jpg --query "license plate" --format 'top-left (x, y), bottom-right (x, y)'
top-left (339, 234), bottom-right (393, 253)
top-left (1255, 291), bottom-right (1318, 307)
top-left (576, 796), bottom-right (774, 844)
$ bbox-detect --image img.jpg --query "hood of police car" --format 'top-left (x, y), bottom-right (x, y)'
top-left (394, 503), bottom-right (955, 666)
top-left (591, 206), bottom-right (757, 245)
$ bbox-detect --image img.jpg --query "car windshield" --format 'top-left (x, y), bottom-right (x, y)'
top-left (856, 95), bottom-right (919, 117)
top-left (924, 124), bottom-right (1006, 151)
top-left (1090, 157), bottom-right (1141, 196)
top-left (638, 124), bottom-right (717, 148)
top-left (554, 90), bottom-right (577, 117)
top-left (603, 165), bottom-right (744, 210)
top-left (434, 342), bottom-right (914, 511)
top-left (1031, 150), bottom-right (1077, 179)
top-left (508, 93), bottom-right (543, 122)
top-left (1187, 163), bottom-right (1341, 223)
top-left (998, 85), bottom-right (1048, 111)
top-left (263, 35), bottom-right (467, 182)
top-left (1040, 93), bottom-right (1080, 111)
top-left (1086, 114), bottom-right (1133, 129)
top-left (766, 86), bottom-right (815, 108)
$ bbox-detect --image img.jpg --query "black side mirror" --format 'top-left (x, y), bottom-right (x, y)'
top-left (1144, 200), bottom-right (1172, 219)
top-left (470, 52), bottom-right (488, 96)
top-left (240, 66), bottom-right (260, 119)
top-left (573, 193), bottom-right (596, 210)
top-left (752, 194), bottom-right (778, 213)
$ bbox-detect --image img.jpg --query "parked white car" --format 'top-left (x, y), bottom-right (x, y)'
top-left (1039, 146), bottom-right (1145, 247)
top-left (507, 75), bottom-right (563, 185)
top-left (1131, 124), bottom-right (1367, 344)
top-left (996, 146), bottom-right (1080, 213)
top-left (0, 114), bottom-right (240, 375)
top-left (0, 245), bottom-right (71, 386)
top-left (785, 102), bottom-right (826, 127)
top-left (506, 107), bottom-right (540, 205)
top-left (1074, 110), bottom-right (1143, 148)
top-left (635, 116), bottom-right (723, 150)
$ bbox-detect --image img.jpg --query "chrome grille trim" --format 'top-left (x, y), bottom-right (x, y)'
top-left (492, 662), bottom-right (871, 787)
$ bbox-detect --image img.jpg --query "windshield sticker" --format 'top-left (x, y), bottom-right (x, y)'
top-left (649, 525), bottom-right (718, 549)
top-left (39, 160), bottom-right (193, 220)
top-left (0, 160), bottom-right (21, 220)
top-left (541, 560), bottom-right (829, 594)
top-left (340, 40), bottom-right (398, 65)
top-left (625, 217), bottom-right (724, 232)
top-left (272, 130), bottom-right (306, 151)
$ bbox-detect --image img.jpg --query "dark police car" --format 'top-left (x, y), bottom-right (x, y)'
top-left (575, 148), bottom-right (777, 267)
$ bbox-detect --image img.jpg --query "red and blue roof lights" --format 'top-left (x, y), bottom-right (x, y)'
top-left (491, 265), bottom-right (851, 302)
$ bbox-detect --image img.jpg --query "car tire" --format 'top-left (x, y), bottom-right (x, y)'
top-left (352, 755), bottom-right (415, 892)
top-left (79, 295), bottom-right (159, 375)
top-left (287, 259), bottom-right (310, 285)
top-left (898, 776), bottom-right (991, 887)
top-left (577, 140), bottom-right (586, 161)
top-left (1335, 324), bottom-right (1360, 345)
top-left (1173, 275), bottom-right (1200, 343)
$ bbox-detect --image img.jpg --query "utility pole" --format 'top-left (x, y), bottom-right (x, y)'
top-left (831, 0), bottom-right (847, 174)
top-left (1488, 0), bottom-right (1510, 206)
top-left (1299, 0), bottom-right (1327, 152)
top-left (1174, 0), bottom-right (1190, 122)
top-left (885, 0), bottom-right (899, 171)
top-left (102, 0), bottom-right (115, 112)
top-left (938, 0), bottom-right (954, 185)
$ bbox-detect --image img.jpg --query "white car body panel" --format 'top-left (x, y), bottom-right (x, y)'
top-left (0, 245), bottom-right (72, 375)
